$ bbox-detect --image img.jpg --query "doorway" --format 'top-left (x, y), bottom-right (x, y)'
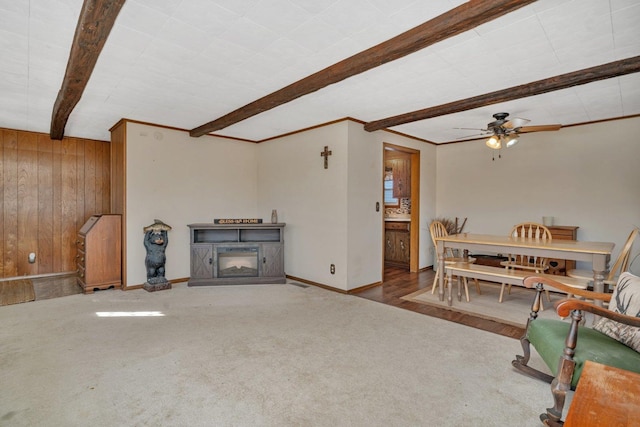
top-left (383, 143), bottom-right (420, 275)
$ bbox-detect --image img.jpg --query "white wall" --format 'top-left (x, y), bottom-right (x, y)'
top-left (436, 116), bottom-right (640, 269)
top-left (125, 122), bottom-right (258, 287)
top-left (256, 122), bottom-right (350, 289)
top-left (346, 121), bottom-right (385, 287)
top-left (256, 120), bottom-right (438, 290)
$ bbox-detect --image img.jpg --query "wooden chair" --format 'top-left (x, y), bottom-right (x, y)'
top-left (429, 221), bottom-right (480, 302)
top-left (566, 227), bottom-right (639, 289)
top-left (512, 274), bottom-right (640, 426)
top-left (499, 222), bottom-right (552, 303)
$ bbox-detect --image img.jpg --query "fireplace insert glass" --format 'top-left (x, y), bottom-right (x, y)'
top-left (217, 246), bottom-right (259, 278)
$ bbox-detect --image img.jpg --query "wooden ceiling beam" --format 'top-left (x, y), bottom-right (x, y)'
top-left (364, 56), bottom-right (640, 132)
top-left (189, 0), bottom-right (536, 137)
top-left (50, 0), bottom-right (126, 140)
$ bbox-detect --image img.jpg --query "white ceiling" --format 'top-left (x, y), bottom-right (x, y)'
top-left (2, 0), bottom-right (640, 143)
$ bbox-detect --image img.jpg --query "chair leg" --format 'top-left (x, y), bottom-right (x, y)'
top-left (474, 278), bottom-right (481, 295)
top-left (463, 277), bottom-right (470, 302)
top-left (499, 283), bottom-right (506, 303)
top-left (432, 271), bottom-right (449, 294)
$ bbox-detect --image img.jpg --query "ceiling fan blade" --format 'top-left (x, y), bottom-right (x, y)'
top-left (518, 124), bottom-right (562, 133)
top-left (454, 127), bottom-right (487, 131)
top-left (503, 117), bottom-right (530, 129)
top-left (456, 132), bottom-right (488, 140)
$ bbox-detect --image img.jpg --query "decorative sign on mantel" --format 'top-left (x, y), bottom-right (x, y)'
top-left (214, 218), bottom-right (263, 224)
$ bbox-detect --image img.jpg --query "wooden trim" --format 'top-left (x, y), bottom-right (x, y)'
top-left (110, 121), bottom-right (126, 287)
top-left (347, 281), bottom-right (382, 294)
top-left (561, 113), bottom-right (640, 129)
top-left (286, 275), bottom-right (346, 293)
top-left (50, 0), bottom-right (126, 140)
top-left (123, 277), bottom-right (190, 291)
top-left (383, 143), bottom-right (420, 273)
top-left (365, 55), bottom-right (640, 132)
top-left (0, 271), bottom-right (76, 282)
top-left (409, 150), bottom-right (420, 273)
top-left (190, 0), bottom-right (536, 137)
top-left (381, 128), bottom-right (437, 145)
top-left (285, 274), bottom-right (376, 294)
top-left (257, 117), bottom-right (357, 143)
top-left (438, 113), bottom-right (640, 145)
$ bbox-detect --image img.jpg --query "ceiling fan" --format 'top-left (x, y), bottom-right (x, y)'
top-left (457, 112), bottom-right (562, 150)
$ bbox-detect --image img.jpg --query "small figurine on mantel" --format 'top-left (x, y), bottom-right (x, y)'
top-left (143, 219), bottom-right (172, 292)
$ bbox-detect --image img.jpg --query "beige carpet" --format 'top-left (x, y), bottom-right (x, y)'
top-left (402, 281), bottom-right (572, 328)
top-left (0, 279), bottom-right (35, 306)
top-left (0, 281), bottom-right (567, 426)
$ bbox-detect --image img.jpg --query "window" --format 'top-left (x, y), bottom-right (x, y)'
top-left (384, 178), bottom-right (398, 206)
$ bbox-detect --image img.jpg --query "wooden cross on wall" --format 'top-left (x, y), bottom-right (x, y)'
top-left (320, 146), bottom-right (332, 169)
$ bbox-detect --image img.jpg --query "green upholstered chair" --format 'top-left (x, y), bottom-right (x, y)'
top-left (512, 273), bottom-right (640, 426)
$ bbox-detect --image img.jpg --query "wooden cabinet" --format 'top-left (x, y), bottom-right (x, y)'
top-left (547, 225), bottom-right (579, 275)
top-left (386, 159), bottom-right (411, 199)
top-left (384, 222), bottom-right (410, 266)
top-left (76, 214), bottom-right (122, 293)
top-left (188, 223), bottom-right (285, 286)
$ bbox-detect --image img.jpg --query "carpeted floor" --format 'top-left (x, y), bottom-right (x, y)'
top-left (0, 279), bottom-right (35, 306)
top-left (0, 281), bottom-right (571, 426)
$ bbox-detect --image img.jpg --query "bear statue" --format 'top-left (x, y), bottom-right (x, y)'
top-left (143, 219), bottom-right (172, 291)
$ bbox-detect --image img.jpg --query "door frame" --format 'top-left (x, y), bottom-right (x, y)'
top-left (383, 143), bottom-right (420, 273)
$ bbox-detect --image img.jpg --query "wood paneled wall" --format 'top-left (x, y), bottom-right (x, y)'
top-left (0, 128), bottom-right (111, 278)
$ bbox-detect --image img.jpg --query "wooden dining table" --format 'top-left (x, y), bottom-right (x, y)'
top-left (435, 233), bottom-right (615, 306)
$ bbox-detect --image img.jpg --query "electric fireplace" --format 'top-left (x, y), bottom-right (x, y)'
top-left (217, 246), bottom-right (259, 278)
top-left (188, 223), bottom-right (285, 286)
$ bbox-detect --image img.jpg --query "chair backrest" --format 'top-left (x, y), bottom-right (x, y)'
top-left (508, 222), bottom-right (552, 270)
top-left (510, 222), bottom-right (552, 240)
top-left (429, 221), bottom-right (455, 258)
top-left (607, 227), bottom-right (639, 280)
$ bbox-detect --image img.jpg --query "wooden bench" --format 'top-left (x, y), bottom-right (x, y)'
top-left (444, 262), bottom-right (589, 303)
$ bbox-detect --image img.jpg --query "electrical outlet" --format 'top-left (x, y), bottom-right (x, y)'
top-left (28, 252), bottom-right (36, 263)
top-left (330, 264), bottom-right (335, 274)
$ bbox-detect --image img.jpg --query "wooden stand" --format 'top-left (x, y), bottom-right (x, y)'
top-left (188, 223), bottom-right (285, 286)
top-left (546, 226), bottom-right (579, 275)
top-left (563, 361), bottom-right (640, 426)
top-left (76, 215), bottom-right (122, 293)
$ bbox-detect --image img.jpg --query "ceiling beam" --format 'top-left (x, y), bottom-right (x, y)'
top-left (189, 0), bottom-right (536, 137)
top-left (364, 56), bottom-right (640, 132)
top-left (50, 0), bottom-right (126, 140)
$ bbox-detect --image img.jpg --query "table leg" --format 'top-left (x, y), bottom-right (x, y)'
top-left (437, 241), bottom-right (445, 302)
top-left (592, 253), bottom-right (610, 308)
top-left (446, 269), bottom-right (454, 306)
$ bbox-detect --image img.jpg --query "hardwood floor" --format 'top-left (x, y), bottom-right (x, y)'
top-left (354, 265), bottom-right (525, 339)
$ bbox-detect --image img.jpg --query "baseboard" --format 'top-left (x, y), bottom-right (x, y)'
top-left (0, 271), bottom-right (76, 283)
top-left (285, 275), bottom-right (381, 294)
top-left (123, 277), bottom-right (190, 291)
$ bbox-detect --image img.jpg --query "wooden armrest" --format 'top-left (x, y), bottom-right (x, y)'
top-left (523, 275), bottom-right (611, 302)
top-left (555, 299), bottom-right (640, 327)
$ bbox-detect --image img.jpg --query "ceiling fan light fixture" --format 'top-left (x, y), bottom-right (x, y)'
top-left (486, 135), bottom-right (501, 149)
top-left (505, 134), bottom-right (520, 148)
